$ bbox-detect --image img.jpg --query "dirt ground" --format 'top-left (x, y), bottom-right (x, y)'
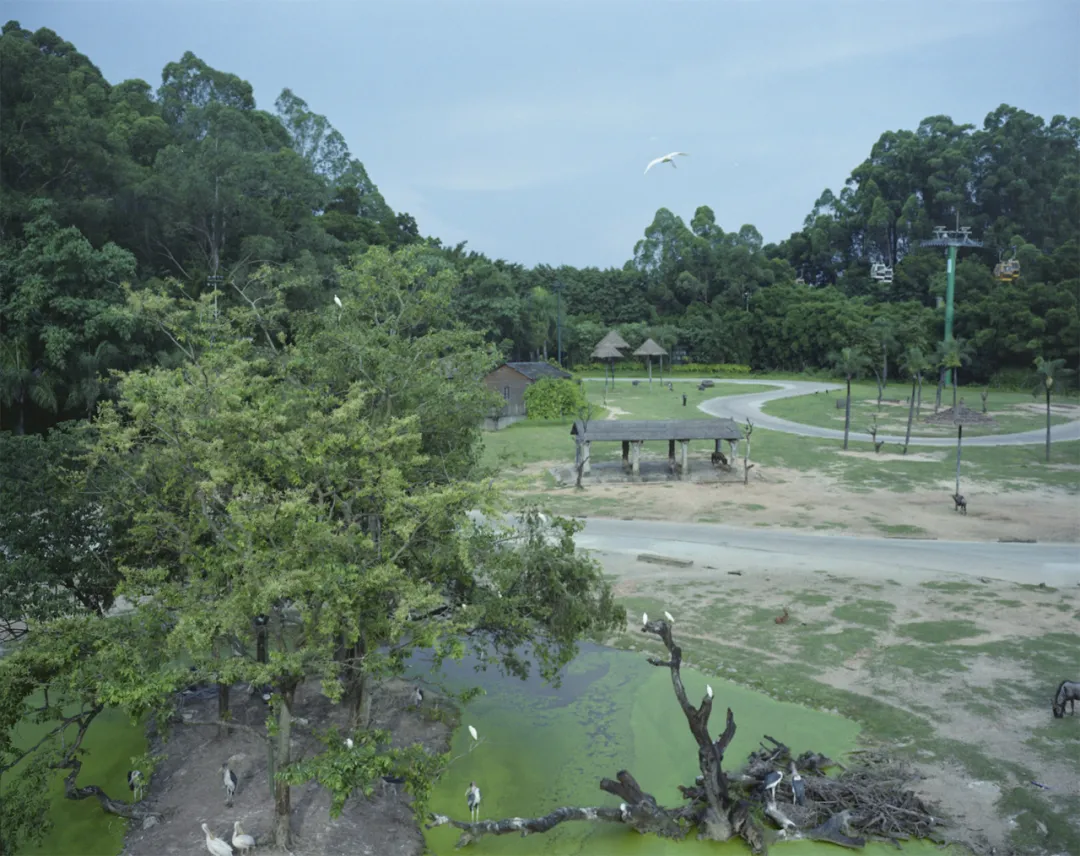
top-left (122, 679), bottom-right (449, 856)
top-left (536, 461), bottom-right (1080, 542)
top-left (602, 553), bottom-right (1080, 856)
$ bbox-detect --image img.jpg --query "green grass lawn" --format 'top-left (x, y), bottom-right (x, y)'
top-left (763, 382), bottom-right (1079, 438)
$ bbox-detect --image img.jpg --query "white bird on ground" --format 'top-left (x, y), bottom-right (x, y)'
top-left (333, 295), bottom-right (342, 309)
top-left (468, 725), bottom-right (478, 741)
top-left (642, 612), bottom-right (648, 627)
top-left (232, 821), bottom-right (255, 853)
top-left (644, 152), bottom-right (689, 174)
top-left (221, 763), bottom-right (238, 805)
top-left (127, 769), bottom-right (144, 802)
top-left (202, 823), bottom-right (234, 856)
top-left (664, 610), bottom-right (675, 623)
top-left (413, 686), bottom-right (424, 706)
top-left (706, 685), bottom-right (713, 699)
top-left (344, 737), bottom-right (354, 749)
top-left (466, 781), bottom-right (482, 821)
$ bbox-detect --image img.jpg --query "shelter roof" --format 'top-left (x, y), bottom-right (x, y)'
top-left (571, 419), bottom-right (743, 442)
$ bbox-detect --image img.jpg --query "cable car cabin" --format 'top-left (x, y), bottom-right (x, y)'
top-left (993, 259), bottom-right (1021, 281)
top-left (870, 263), bottom-right (894, 284)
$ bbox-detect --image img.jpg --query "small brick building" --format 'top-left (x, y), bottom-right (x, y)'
top-left (483, 362), bottom-right (572, 429)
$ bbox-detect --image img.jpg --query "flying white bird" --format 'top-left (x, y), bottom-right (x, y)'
top-left (706, 684), bottom-right (713, 699)
top-left (333, 295), bottom-right (342, 309)
top-left (468, 725), bottom-right (478, 741)
top-left (644, 152), bottom-right (689, 174)
top-left (642, 612), bottom-right (648, 626)
top-left (232, 821), bottom-right (256, 853)
top-left (664, 611), bottom-right (675, 623)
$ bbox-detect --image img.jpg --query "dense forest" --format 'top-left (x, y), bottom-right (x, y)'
top-left (2, 21), bottom-right (1078, 436)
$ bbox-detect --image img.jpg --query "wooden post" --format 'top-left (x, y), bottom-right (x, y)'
top-left (648, 356), bottom-right (653, 387)
top-left (632, 441), bottom-right (641, 476)
top-left (583, 441), bottom-right (591, 474)
top-left (954, 425), bottom-right (962, 498)
top-left (680, 440), bottom-right (689, 474)
top-left (714, 439), bottom-right (722, 456)
top-left (622, 440), bottom-right (630, 469)
top-left (668, 440), bottom-right (676, 472)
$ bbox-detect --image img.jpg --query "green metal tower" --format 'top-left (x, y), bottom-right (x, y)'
top-left (919, 224), bottom-right (982, 385)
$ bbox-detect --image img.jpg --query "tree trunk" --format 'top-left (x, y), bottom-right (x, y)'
top-left (843, 377), bottom-right (852, 450)
top-left (273, 687), bottom-right (295, 849)
top-left (935, 370), bottom-right (943, 413)
top-left (1045, 388), bottom-right (1052, 463)
top-left (874, 370), bottom-right (884, 408)
top-left (903, 377), bottom-right (916, 453)
top-left (952, 371), bottom-right (958, 411)
top-left (916, 372), bottom-right (922, 416)
top-left (344, 639), bottom-right (372, 731)
top-left (217, 683), bottom-right (231, 739)
top-left (955, 425), bottom-right (963, 499)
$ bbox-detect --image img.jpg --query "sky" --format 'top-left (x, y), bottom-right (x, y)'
top-left (7, 1), bottom-right (1079, 269)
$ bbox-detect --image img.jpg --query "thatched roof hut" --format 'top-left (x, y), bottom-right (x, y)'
top-left (597, 329), bottom-right (630, 351)
top-left (633, 338), bottom-right (668, 386)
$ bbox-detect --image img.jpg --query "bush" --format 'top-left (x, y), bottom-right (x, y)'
top-left (524, 378), bottom-right (588, 420)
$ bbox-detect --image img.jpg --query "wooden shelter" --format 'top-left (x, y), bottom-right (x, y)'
top-left (571, 418), bottom-right (743, 476)
top-left (924, 401), bottom-right (996, 502)
top-left (633, 338), bottom-right (668, 387)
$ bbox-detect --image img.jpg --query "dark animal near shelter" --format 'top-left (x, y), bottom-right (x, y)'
top-left (1052, 680), bottom-right (1080, 718)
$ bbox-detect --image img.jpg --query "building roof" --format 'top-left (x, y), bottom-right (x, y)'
top-left (633, 338), bottom-right (668, 357)
top-left (571, 418), bottom-right (744, 442)
top-left (923, 401), bottom-right (997, 427)
top-left (597, 330), bottom-right (630, 350)
top-left (591, 342), bottom-right (624, 359)
top-left (501, 361), bottom-right (572, 381)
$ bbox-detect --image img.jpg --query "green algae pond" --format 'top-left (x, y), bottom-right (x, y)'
top-left (424, 644), bottom-right (945, 855)
top-left (4, 697), bottom-right (146, 856)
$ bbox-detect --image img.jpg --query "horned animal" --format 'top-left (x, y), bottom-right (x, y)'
top-left (1052, 680), bottom-right (1080, 718)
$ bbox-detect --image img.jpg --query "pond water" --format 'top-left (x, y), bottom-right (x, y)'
top-left (424, 645), bottom-right (943, 855)
top-left (6, 696), bottom-right (146, 856)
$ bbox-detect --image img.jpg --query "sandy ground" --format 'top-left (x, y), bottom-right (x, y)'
top-left (122, 679), bottom-right (449, 856)
top-left (534, 461), bottom-right (1080, 542)
top-left (600, 553), bottom-right (1080, 856)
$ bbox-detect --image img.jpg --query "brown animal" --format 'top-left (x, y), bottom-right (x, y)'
top-left (774, 607), bottom-right (790, 625)
top-left (711, 451), bottom-right (728, 467)
top-left (952, 493), bottom-right (967, 514)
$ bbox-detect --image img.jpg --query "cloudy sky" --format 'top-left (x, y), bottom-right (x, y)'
top-left (8, 1), bottom-right (1078, 268)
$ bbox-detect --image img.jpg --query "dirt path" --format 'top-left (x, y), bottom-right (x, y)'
top-left (599, 553), bottom-right (1080, 855)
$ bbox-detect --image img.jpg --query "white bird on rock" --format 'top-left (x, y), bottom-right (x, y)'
top-left (466, 781), bottom-right (482, 821)
top-left (202, 823), bottom-right (233, 856)
top-left (468, 725), bottom-right (478, 742)
top-left (232, 821), bottom-right (255, 853)
top-left (642, 612), bottom-right (648, 627)
top-left (706, 685), bottom-right (713, 699)
top-left (664, 610), bottom-right (675, 623)
top-left (644, 152), bottom-right (689, 174)
top-left (763, 770), bottom-right (783, 804)
top-left (413, 686), bottom-right (424, 706)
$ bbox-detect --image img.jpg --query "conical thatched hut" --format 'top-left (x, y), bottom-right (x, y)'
top-left (597, 329), bottom-right (630, 351)
top-left (924, 400), bottom-right (997, 502)
top-left (633, 338), bottom-right (668, 387)
top-left (592, 341), bottom-right (624, 388)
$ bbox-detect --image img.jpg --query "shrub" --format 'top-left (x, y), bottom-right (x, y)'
top-left (524, 378), bottom-right (588, 420)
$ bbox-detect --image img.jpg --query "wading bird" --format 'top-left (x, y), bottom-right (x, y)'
top-left (232, 821), bottom-right (255, 853)
top-left (127, 769), bottom-right (144, 802)
top-left (664, 610), bottom-right (675, 623)
top-left (413, 686), bottom-right (424, 706)
top-left (706, 685), bottom-right (713, 699)
top-left (763, 770), bottom-right (783, 804)
top-left (466, 781), bottom-right (482, 821)
top-left (333, 295), bottom-right (342, 309)
top-left (789, 762), bottom-right (805, 806)
top-left (641, 612), bottom-right (648, 627)
top-left (644, 152), bottom-right (688, 174)
top-left (201, 823), bottom-right (233, 856)
top-left (221, 763), bottom-right (238, 806)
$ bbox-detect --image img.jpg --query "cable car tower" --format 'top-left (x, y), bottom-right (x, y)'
top-left (919, 221), bottom-right (982, 385)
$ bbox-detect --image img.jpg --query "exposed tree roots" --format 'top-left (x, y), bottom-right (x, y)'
top-left (426, 622), bottom-right (944, 852)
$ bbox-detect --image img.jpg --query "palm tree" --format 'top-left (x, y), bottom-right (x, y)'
top-left (934, 337), bottom-right (974, 412)
top-left (869, 316), bottom-right (898, 406)
top-left (1029, 357), bottom-right (1073, 463)
top-left (899, 345), bottom-right (930, 454)
top-left (829, 346), bottom-right (871, 450)
top-left (0, 338), bottom-right (58, 435)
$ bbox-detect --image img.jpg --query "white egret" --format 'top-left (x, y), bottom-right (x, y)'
top-left (232, 821), bottom-right (255, 853)
top-left (466, 781), bottom-right (482, 821)
top-left (664, 610), bottom-right (675, 623)
top-left (642, 612), bottom-right (648, 626)
top-left (706, 684), bottom-right (713, 699)
top-left (333, 295), bottom-right (342, 309)
top-left (644, 152), bottom-right (689, 174)
top-left (201, 823), bottom-right (233, 856)
top-left (344, 737), bottom-right (354, 749)
top-left (468, 725), bottom-right (478, 741)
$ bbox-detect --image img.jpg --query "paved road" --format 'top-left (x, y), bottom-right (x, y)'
top-left (574, 517), bottom-right (1080, 587)
top-left (597, 376), bottom-right (1080, 447)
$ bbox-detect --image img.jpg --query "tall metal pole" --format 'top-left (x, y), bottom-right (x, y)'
top-left (555, 281), bottom-right (563, 367)
top-left (919, 225), bottom-right (982, 389)
top-left (943, 245), bottom-right (957, 384)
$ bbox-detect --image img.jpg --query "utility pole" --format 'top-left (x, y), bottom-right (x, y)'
top-left (919, 221), bottom-right (982, 386)
top-left (554, 280), bottom-right (565, 367)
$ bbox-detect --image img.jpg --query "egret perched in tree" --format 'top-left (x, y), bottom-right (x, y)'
top-left (664, 610), bottom-right (675, 623)
top-left (468, 724), bottom-right (478, 742)
top-left (232, 821), bottom-right (255, 853)
top-left (642, 612), bottom-right (648, 627)
top-left (706, 685), bottom-right (713, 699)
top-left (221, 762), bottom-right (238, 806)
top-left (333, 295), bottom-right (342, 309)
top-left (763, 770), bottom-right (783, 804)
top-left (644, 152), bottom-right (689, 174)
top-left (466, 781), bottom-right (482, 821)
top-left (127, 769), bottom-right (144, 802)
top-left (789, 761), bottom-right (805, 806)
top-left (201, 823), bottom-right (234, 856)
top-left (413, 686), bottom-right (424, 706)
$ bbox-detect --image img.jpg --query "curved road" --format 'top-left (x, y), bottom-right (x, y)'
top-left (598, 376), bottom-right (1080, 447)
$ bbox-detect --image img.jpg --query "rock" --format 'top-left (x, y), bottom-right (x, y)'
top-left (637, 552), bottom-right (693, 568)
top-left (142, 815), bottom-right (160, 830)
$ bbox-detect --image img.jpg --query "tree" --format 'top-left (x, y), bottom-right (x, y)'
top-left (1028, 356), bottom-right (1073, 462)
top-left (90, 249), bottom-right (622, 848)
top-left (829, 347), bottom-right (871, 450)
top-left (868, 315), bottom-right (899, 404)
top-left (935, 337), bottom-right (975, 412)
top-left (898, 345), bottom-right (931, 453)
